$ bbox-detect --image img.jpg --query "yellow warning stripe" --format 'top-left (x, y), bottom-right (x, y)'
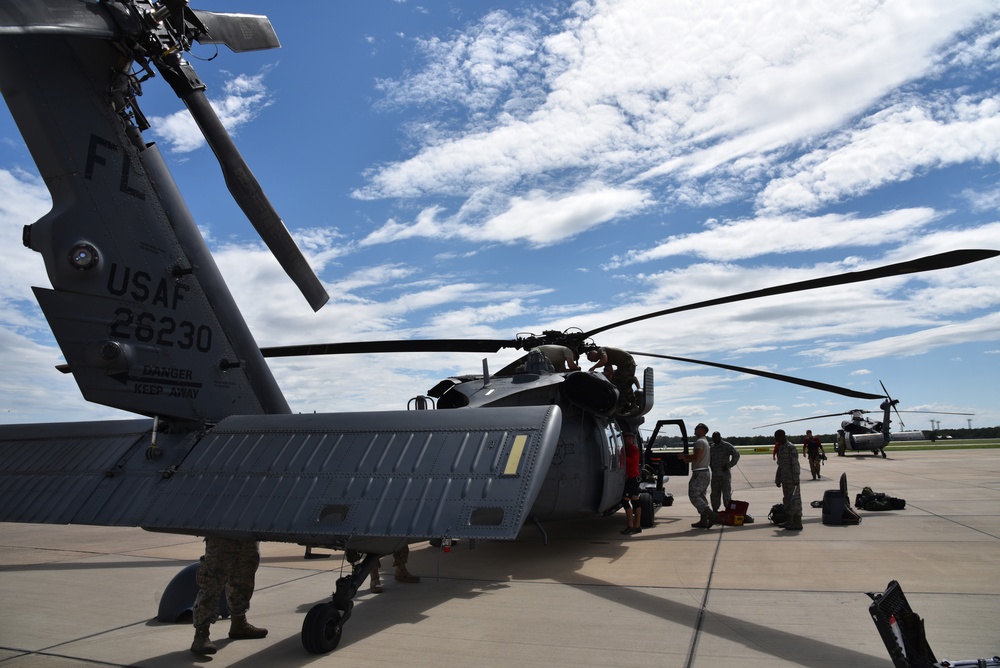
top-left (503, 434), bottom-right (528, 475)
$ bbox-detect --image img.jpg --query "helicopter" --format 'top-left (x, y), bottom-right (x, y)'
top-left (753, 383), bottom-right (974, 458)
top-left (1, 0), bottom-right (998, 655)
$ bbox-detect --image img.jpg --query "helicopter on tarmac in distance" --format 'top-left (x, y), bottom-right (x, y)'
top-left (1, 0), bottom-right (998, 655)
top-left (754, 383), bottom-right (974, 458)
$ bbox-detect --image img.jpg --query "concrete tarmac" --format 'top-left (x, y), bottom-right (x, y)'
top-left (1, 448), bottom-right (998, 667)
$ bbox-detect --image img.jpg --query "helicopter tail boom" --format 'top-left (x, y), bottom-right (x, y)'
top-left (0, 3), bottom-right (326, 422)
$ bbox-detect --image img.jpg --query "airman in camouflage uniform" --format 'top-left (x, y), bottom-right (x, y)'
top-left (680, 422), bottom-right (717, 528)
top-left (709, 431), bottom-right (741, 512)
top-left (191, 536), bottom-right (268, 656)
top-left (774, 429), bottom-right (803, 531)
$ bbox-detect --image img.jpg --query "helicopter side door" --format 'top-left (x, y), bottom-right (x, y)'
top-left (597, 421), bottom-right (627, 513)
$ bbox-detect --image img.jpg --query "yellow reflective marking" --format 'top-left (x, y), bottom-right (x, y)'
top-left (503, 434), bottom-right (528, 475)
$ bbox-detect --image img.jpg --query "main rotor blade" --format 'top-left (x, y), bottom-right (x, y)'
top-left (629, 351), bottom-right (884, 400)
top-left (261, 339), bottom-right (516, 358)
top-left (753, 413), bottom-right (849, 429)
top-left (587, 249), bottom-right (999, 338)
top-left (895, 410), bottom-right (975, 415)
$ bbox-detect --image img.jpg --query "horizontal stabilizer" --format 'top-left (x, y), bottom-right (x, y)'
top-left (0, 406), bottom-right (561, 549)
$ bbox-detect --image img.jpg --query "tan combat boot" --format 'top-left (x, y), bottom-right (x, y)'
top-left (190, 626), bottom-right (217, 655)
top-left (229, 614), bottom-right (268, 640)
top-left (393, 559), bottom-right (420, 583)
top-left (370, 571), bottom-right (383, 593)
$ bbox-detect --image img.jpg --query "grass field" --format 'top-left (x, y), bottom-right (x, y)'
top-left (882, 438), bottom-right (1000, 451)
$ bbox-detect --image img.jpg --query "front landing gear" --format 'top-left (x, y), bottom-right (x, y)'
top-left (301, 552), bottom-right (379, 654)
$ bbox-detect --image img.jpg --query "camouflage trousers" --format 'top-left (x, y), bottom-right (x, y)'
top-left (781, 482), bottom-right (802, 516)
top-left (688, 469), bottom-right (711, 514)
top-left (710, 470), bottom-right (733, 511)
top-left (808, 456), bottom-right (822, 478)
top-left (192, 537), bottom-right (260, 628)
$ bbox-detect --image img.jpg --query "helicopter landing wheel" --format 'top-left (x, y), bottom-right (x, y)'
top-left (881, 450), bottom-right (887, 458)
top-left (638, 492), bottom-right (655, 528)
top-left (302, 602), bottom-right (343, 654)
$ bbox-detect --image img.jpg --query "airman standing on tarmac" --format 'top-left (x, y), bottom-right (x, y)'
top-left (680, 422), bottom-right (717, 529)
top-left (191, 536), bottom-right (268, 656)
top-left (774, 429), bottom-right (803, 531)
top-left (710, 431), bottom-right (741, 512)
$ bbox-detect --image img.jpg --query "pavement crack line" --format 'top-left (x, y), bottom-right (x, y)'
top-left (684, 524), bottom-right (725, 668)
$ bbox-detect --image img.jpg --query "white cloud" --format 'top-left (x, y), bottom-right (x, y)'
top-left (758, 94), bottom-right (1000, 213)
top-left (361, 183), bottom-right (649, 247)
top-left (605, 208), bottom-right (939, 268)
top-left (359, 0), bottom-right (999, 226)
top-left (376, 9), bottom-right (549, 117)
top-left (149, 70), bottom-right (274, 153)
top-left (811, 310), bottom-right (1000, 362)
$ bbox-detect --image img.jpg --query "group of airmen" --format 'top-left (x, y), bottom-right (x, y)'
top-left (680, 424), bottom-right (824, 533)
top-left (679, 423), bottom-right (743, 529)
top-left (530, 343), bottom-right (641, 414)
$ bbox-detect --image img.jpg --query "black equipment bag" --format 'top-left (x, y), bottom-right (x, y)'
top-left (856, 486), bottom-right (907, 511)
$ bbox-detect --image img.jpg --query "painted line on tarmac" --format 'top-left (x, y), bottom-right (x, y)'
top-left (684, 523), bottom-right (724, 668)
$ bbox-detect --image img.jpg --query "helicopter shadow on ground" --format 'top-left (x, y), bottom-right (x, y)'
top-left (129, 568), bottom-right (502, 668)
top-left (131, 522), bottom-right (607, 668)
top-left (129, 513), bottom-right (892, 667)
top-left (528, 517), bottom-right (892, 666)
top-left (563, 567), bottom-right (893, 668)
top-left (399, 516), bottom-right (893, 667)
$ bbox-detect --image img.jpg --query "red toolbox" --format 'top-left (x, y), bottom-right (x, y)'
top-left (720, 500), bottom-right (749, 525)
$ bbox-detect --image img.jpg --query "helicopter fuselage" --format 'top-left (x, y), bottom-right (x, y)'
top-left (429, 366), bottom-right (636, 522)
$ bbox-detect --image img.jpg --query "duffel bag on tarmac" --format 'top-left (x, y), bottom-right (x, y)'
top-left (856, 486), bottom-right (907, 511)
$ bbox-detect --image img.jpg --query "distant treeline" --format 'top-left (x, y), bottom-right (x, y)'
top-left (648, 425), bottom-right (1000, 447)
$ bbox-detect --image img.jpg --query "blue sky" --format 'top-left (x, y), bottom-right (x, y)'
top-left (2, 0), bottom-right (999, 439)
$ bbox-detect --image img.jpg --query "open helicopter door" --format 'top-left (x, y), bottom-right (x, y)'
top-left (644, 419), bottom-right (691, 478)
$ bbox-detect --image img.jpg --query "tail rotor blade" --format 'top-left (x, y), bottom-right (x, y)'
top-left (880, 380), bottom-right (908, 429)
top-left (155, 55), bottom-right (329, 312)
